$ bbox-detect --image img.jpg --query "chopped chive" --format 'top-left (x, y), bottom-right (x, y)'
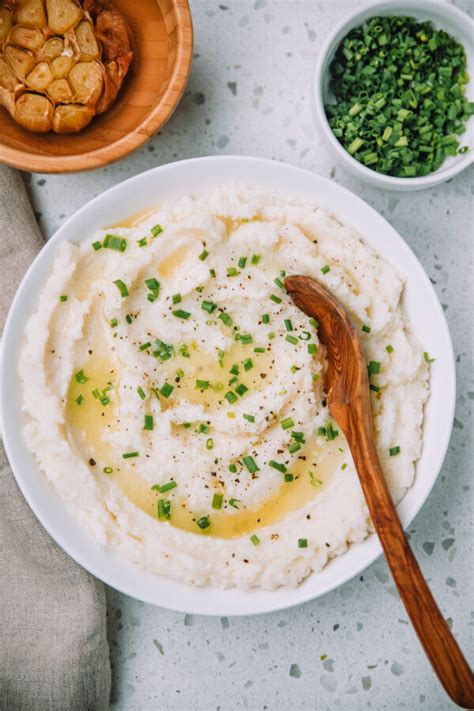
top-left (298, 538), bottom-right (308, 548)
top-left (92, 241), bottom-right (102, 251)
top-left (228, 498), bottom-right (240, 508)
top-left (270, 294), bottom-right (282, 304)
top-left (243, 455), bottom-right (259, 473)
top-left (122, 451), bottom-right (139, 459)
top-left (269, 460), bottom-right (287, 473)
top-left (110, 318), bottom-right (118, 328)
top-left (280, 417), bottom-right (294, 430)
top-left (251, 254), bottom-right (261, 265)
top-left (227, 267), bottom-right (239, 277)
top-left (284, 473), bottom-right (294, 482)
top-left (362, 324), bottom-right (371, 333)
top-left (254, 347), bottom-right (266, 353)
top-left (157, 499), bottom-right (171, 520)
top-left (318, 427), bottom-right (326, 436)
top-left (309, 318), bottom-right (318, 329)
top-left (341, 463), bottom-right (348, 471)
top-left (113, 279), bottom-right (129, 298)
top-left (143, 414), bottom-right (154, 431)
top-left (299, 331), bottom-right (311, 341)
top-left (239, 334), bottom-right (253, 345)
top-left (178, 344), bottom-right (190, 358)
top-left (59, 294), bottom-right (68, 302)
top-left (137, 386), bottom-right (146, 400)
top-left (159, 382), bottom-right (174, 398)
top-left (158, 481), bottom-right (177, 493)
top-left (198, 249), bottom-right (209, 261)
top-left (386, 344), bottom-right (394, 353)
top-left (321, 265), bottom-right (331, 275)
top-left (262, 313), bottom-right (270, 324)
top-left (103, 466), bottom-right (113, 474)
top-left (75, 370), bottom-right (89, 384)
top-left (219, 312), bottom-right (233, 327)
top-left (202, 300), bottom-right (217, 313)
top-left (225, 391), bottom-right (238, 404)
top-left (285, 335), bottom-right (298, 345)
top-left (243, 358), bottom-right (253, 371)
top-left (197, 423), bottom-right (210, 434)
top-left (197, 516), bottom-right (210, 530)
top-left (206, 437), bottom-right (214, 450)
top-left (307, 343), bottom-right (317, 355)
top-left (230, 364), bottom-right (239, 375)
top-left (139, 341), bottom-right (151, 351)
top-left (284, 319), bottom-right (293, 331)
top-left (326, 422), bottom-right (338, 441)
top-left (369, 384), bottom-right (380, 393)
top-left (212, 492), bottom-right (223, 509)
top-left (150, 224), bottom-right (163, 237)
top-left (274, 277), bottom-right (285, 290)
top-left (292, 431), bottom-right (305, 442)
top-left (103, 234), bottom-right (127, 252)
top-left (75, 394), bottom-right (84, 405)
top-left (368, 361), bottom-right (381, 375)
top-left (424, 352), bottom-right (435, 364)
top-left (196, 379), bottom-right (210, 390)
top-left (235, 383), bottom-right (248, 397)
top-left (172, 293), bottom-right (182, 304)
top-left (228, 463), bottom-right (237, 473)
top-left (209, 268), bottom-right (216, 277)
top-left (288, 441), bottom-right (301, 454)
top-left (137, 237), bottom-right (148, 247)
top-left (154, 340), bottom-right (174, 361)
top-left (238, 256), bottom-right (247, 269)
top-left (173, 309), bottom-right (191, 320)
top-left (243, 413), bottom-right (255, 423)
top-left (389, 446), bottom-right (401, 456)
top-left (145, 278), bottom-right (160, 302)
top-left (250, 534), bottom-right (260, 546)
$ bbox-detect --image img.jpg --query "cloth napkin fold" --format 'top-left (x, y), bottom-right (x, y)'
top-left (0, 166), bottom-right (111, 711)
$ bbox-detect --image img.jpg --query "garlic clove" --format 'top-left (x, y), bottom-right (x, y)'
top-left (14, 91), bottom-right (53, 131)
top-left (53, 102), bottom-right (94, 132)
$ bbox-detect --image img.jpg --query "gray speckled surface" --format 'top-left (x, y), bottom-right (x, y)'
top-left (25, 1), bottom-right (473, 709)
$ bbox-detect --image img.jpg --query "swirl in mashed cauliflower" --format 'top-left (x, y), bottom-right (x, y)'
top-left (19, 187), bottom-right (429, 589)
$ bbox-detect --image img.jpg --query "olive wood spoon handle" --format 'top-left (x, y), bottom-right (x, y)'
top-left (285, 275), bottom-right (474, 708)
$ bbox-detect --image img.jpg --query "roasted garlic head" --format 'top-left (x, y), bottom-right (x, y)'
top-left (0, 0), bottom-right (133, 133)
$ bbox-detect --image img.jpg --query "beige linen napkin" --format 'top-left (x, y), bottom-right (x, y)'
top-left (0, 166), bottom-right (111, 710)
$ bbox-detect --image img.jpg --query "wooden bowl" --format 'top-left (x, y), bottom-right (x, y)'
top-left (0, 0), bottom-right (193, 173)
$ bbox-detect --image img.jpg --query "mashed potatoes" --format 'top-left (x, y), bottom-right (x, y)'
top-left (19, 186), bottom-right (429, 589)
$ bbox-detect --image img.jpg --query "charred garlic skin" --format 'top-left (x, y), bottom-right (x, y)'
top-left (0, 0), bottom-right (133, 133)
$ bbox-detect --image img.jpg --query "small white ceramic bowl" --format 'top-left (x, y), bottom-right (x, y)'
top-left (0, 156), bottom-right (455, 616)
top-left (313, 1), bottom-right (474, 191)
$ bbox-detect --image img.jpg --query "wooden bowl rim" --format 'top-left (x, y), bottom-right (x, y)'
top-left (0, 0), bottom-right (193, 174)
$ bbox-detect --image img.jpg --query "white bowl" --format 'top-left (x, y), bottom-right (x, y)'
top-left (0, 156), bottom-right (455, 616)
top-left (313, 1), bottom-right (474, 191)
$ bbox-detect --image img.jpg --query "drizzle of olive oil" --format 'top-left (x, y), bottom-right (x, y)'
top-left (107, 208), bottom-right (157, 229)
top-left (157, 244), bottom-right (194, 279)
top-left (157, 340), bottom-right (274, 411)
top-left (65, 326), bottom-right (342, 540)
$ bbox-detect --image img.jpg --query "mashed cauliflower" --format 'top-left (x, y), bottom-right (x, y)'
top-left (19, 187), bottom-right (429, 589)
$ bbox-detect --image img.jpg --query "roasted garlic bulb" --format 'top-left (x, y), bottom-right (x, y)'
top-left (0, 0), bottom-right (133, 133)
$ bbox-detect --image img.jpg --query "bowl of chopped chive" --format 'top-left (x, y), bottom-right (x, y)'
top-left (314, 1), bottom-right (474, 190)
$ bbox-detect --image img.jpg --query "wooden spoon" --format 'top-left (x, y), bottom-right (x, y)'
top-left (285, 274), bottom-right (474, 708)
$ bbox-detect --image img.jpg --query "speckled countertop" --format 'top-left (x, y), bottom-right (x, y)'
top-left (24, 1), bottom-right (473, 709)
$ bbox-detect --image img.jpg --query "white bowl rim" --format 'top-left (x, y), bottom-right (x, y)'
top-left (313, 0), bottom-right (474, 188)
top-left (0, 155), bottom-right (456, 616)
